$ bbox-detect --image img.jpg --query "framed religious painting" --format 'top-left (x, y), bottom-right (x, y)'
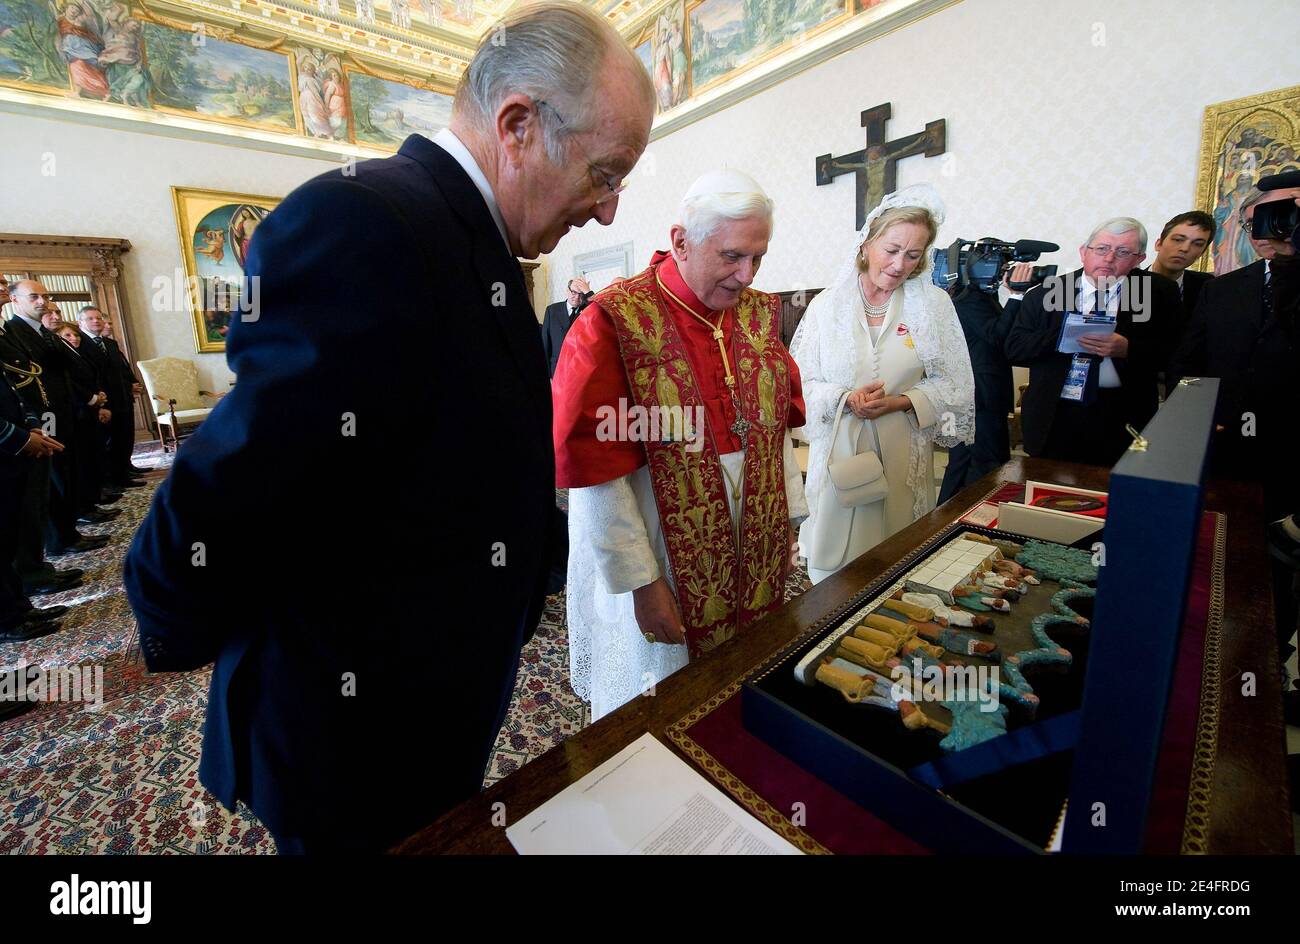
top-left (1193, 84), bottom-right (1300, 275)
top-left (170, 186), bottom-right (281, 353)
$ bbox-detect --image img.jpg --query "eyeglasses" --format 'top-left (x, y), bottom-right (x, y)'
top-left (1085, 245), bottom-right (1141, 260)
top-left (535, 99), bottom-right (627, 205)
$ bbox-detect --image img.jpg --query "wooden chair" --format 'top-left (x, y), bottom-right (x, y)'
top-left (136, 356), bottom-right (227, 452)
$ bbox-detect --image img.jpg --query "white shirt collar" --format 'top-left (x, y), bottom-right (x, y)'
top-left (1078, 273), bottom-right (1120, 296)
top-left (432, 128), bottom-right (510, 253)
top-left (17, 313), bottom-right (43, 333)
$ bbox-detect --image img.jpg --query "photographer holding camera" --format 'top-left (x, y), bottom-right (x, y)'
top-left (1168, 172), bottom-right (1299, 519)
top-left (933, 237), bottom-right (1055, 501)
top-left (1168, 172), bottom-right (1300, 658)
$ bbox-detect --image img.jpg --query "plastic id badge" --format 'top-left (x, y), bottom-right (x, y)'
top-left (1060, 354), bottom-right (1091, 401)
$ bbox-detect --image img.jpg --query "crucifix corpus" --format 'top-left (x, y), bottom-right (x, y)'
top-left (816, 102), bottom-right (947, 230)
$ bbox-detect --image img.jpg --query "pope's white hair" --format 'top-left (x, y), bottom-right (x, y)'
top-left (1085, 217), bottom-right (1148, 252)
top-left (678, 190), bottom-right (775, 245)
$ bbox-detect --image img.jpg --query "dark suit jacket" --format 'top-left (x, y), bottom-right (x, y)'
top-left (1181, 268), bottom-right (1212, 318)
top-left (1005, 268), bottom-right (1179, 456)
top-left (0, 359), bottom-right (37, 465)
top-left (57, 340), bottom-right (105, 428)
top-left (1142, 266), bottom-right (1212, 361)
top-left (1166, 259), bottom-right (1298, 512)
top-left (952, 288), bottom-right (1015, 417)
top-left (540, 300), bottom-right (582, 377)
top-left (80, 332), bottom-right (130, 411)
top-left (1, 316), bottom-right (74, 423)
top-left (123, 134), bottom-right (557, 846)
top-left (1167, 260), bottom-right (1266, 429)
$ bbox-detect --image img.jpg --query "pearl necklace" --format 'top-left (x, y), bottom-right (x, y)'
top-left (858, 276), bottom-right (891, 321)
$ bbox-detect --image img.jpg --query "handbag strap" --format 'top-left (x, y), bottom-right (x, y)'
top-left (826, 390), bottom-right (884, 475)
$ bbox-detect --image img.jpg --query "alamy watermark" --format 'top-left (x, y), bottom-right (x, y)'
top-left (0, 660), bottom-right (104, 709)
top-left (889, 658), bottom-right (1000, 713)
top-left (595, 398), bottom-right (706, 453)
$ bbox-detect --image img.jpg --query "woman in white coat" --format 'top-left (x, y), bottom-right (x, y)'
top-left (792, 184), bottom-right (975, 583)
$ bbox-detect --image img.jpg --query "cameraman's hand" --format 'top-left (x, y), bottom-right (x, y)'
top-left (1077, 332), bottom-right (1129, 358)
top-left (1004, 263), bottom-right (1036, 294)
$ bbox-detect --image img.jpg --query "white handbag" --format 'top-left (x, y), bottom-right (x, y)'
top-left (826, 391), bottom-right (889, 507)
top-left (806, 392), bottom-right (889, 574)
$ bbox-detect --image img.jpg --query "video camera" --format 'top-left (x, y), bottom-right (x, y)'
top-left (1253, 169), bottom-right (1300, 252)
top-left (931, 237), bottom-right (1059, 295)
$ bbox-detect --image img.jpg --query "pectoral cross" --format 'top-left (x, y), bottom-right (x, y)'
top-left (815, 102), bottom-right (947, 230)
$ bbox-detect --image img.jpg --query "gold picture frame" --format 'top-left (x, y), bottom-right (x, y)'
top-left (170, 186), bottom-right (281, 354)
top-left (1193, 84), bottom-right (1300, 275)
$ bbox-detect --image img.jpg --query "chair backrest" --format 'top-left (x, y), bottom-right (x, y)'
top-left (137, 356), bottom-right (205, 414)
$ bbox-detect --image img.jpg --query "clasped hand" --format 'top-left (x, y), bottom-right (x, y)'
top-left (846, 381), bottom-right (902, 419)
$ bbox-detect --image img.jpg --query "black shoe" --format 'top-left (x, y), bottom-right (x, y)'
top-left (100, 490), bottom-right (124, 503)
top-left (26, 605), bottom-right (70, 622)
top-left (78, 508), bottom-right (122, 524)
top-left (24, 574), bottom-right (83, 595)
top-left (0, 699), bottom-right (38, 722)
top-left (117, 480), bottom-right (147, 490)
top-left (49, 535), bottom-right (110, 555)
top-left (128, 465), bottom-right (149, 474)
top-left (0, 617), bottom-right (62, 642)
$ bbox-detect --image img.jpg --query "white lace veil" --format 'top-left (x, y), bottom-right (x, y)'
top-left (792, 183), bottom-right (975, 522)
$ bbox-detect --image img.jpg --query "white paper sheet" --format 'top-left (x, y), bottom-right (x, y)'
top-left (505, 733), bottom-right (801, 855)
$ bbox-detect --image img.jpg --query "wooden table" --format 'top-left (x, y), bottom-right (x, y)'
top-left (394, 457), bottom-right (1293, 854)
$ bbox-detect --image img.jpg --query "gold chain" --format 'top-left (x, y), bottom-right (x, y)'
top-left (655, 271), bottom-right (737, 390)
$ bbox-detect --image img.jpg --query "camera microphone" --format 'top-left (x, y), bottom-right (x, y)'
top-left (1013, 239), bottom-right (1060, 256)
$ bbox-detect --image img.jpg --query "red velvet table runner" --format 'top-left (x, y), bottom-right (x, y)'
top-left (666, 497), bottom-right (1221, 855)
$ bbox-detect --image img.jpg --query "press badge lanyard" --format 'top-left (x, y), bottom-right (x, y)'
top-left (1060, 282), bottom-right (1117, 402)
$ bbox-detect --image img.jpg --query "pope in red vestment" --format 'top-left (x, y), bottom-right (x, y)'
top-left (552, 170), bottom-right (808, 719)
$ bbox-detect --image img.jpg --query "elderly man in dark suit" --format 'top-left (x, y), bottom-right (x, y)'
top-left (540, 276), bottom-right (591, 376)
top-left (124, 1), bottom-right (654, 854)
top-left (1006, 217), bottom-right (1179, 467)
top-left (77, 306), bottom-right (148, 488)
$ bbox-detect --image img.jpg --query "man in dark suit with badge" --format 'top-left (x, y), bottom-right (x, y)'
top-left (124, 1), bottom-right (654, 854)
top-left (1006, 217), bottom-right (1179, 467)
top-left (540, 276), bottom-right (591, 376)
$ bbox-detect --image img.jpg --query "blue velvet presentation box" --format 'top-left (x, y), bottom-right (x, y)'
top-left (740, 379), bottom-right (1220, 854)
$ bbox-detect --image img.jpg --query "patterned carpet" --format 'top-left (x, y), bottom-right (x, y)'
top-left (2, 445), bottom-right (808, 854)
top-left (0, 443), bottom-right (589, 854)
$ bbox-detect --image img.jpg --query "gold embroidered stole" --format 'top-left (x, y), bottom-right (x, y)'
top-left (602, 266), bottom-right (791, 656)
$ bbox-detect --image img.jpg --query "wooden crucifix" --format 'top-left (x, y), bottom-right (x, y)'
top-left (815, 103), bottom-right (947, 230)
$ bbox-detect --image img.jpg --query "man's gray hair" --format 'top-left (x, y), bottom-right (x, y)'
top-left (455, 1), bottom-right (653, 163)
top-left (77, 305), bottom-right (103, 321)
top-left (679, 190), bottom-right (775, 245)
top-left (1085, 217), bottom-right (1148, 252)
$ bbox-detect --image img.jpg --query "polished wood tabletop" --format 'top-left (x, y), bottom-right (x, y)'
top-left (394, 457), bottom-right (1292, 854)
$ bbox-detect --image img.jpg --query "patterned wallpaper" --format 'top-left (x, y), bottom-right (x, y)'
top-left (541, 0), bottom-right (1297, 304)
